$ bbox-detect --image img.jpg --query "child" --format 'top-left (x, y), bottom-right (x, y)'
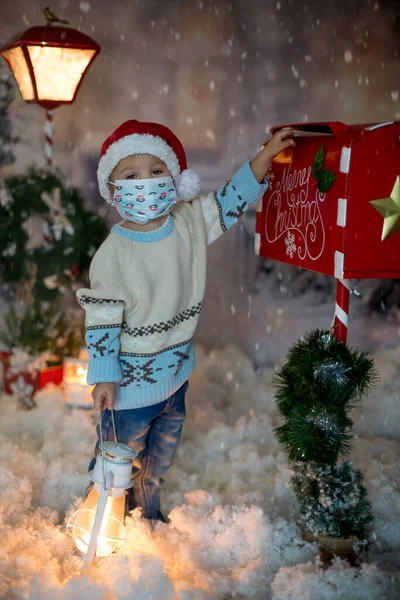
top-left (77, 120), bottom-right (294, 522)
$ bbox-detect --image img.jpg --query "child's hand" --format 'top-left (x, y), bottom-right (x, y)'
top-left (92, 382), bottom-right (116, 411)
top-left (250, 127), bottom-right (296, 183)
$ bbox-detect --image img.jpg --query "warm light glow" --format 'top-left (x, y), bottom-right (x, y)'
top-left (77, 365), bottom-right (87, 377)
top-left (67, 487), bottom-right (126, 558)
top-left (63, 357), bottom-right (93, 406)
top-left (27, 45), bottom-right (96, 101)
top-left (1, 47), bottom-right (34, 100)
top-left (64, 358), bottom-right (89, 385)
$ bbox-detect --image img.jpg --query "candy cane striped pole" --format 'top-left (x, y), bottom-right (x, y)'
top-left (44, 109), bottom-right (53, 169)
top-left (333, 278), bottom-right (351, 344)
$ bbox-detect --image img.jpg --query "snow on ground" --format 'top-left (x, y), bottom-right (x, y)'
top-left (0, 342), bottom-right (399, 599)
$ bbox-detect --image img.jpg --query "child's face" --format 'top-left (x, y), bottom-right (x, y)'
top-left (109, 153), bottom-right (170, 201)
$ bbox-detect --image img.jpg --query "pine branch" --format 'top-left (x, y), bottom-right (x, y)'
top-left (291, 461), bottom-right (373, 539)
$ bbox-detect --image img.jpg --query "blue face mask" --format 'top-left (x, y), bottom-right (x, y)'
top-left (109, 177), bottom-right (177, 224)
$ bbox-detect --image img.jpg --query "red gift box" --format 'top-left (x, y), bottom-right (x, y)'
top-left (38, 364), bottom-right (64, 388)
top-left (0, 351), bottom-right (63, 396)
top-left (255, 121), bottom-right (400, 280)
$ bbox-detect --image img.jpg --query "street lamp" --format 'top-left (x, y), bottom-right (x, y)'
top-left (0, 7), bottom-right (100, 167)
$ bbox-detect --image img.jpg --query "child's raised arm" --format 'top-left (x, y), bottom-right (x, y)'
top-left (250, 127), bottom-right (295, 182)
top-left (196, 128), bottom-right (295, 245)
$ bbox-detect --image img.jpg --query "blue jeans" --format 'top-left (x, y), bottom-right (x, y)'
top-left (89, 381), bottom-right (188, 520)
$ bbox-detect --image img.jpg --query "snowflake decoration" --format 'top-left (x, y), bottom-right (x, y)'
top-left (9, 375), bottom-right (35, 408)
top-left (284, 231), bottom-right (297, 259)
top-left (41, 188), bottom-right (74, 242)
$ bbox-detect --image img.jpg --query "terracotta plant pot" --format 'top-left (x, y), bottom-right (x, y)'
top-left (303, 530), bottom-right (358, 566)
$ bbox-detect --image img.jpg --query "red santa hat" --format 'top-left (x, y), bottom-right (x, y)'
top-left (97, 120), bottom-right (201, 203)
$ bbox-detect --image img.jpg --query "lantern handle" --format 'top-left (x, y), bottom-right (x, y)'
top-left (98, 409), bottom-right (118, 489)
top-left (83, 470), bottom-right (113, 569)
top-left (110, 409), bottom-right (118, 443)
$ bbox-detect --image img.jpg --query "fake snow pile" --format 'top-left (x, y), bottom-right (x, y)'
top-left (0, 343), bottom-right (399, 599)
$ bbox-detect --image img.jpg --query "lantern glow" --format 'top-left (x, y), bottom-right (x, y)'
top-left (1, 47), bottom-right (35, 100)
top-left (67, 485), bottom-right (127, 558)
top-left (27, 45), bottom-right (96, 102)
top-left (67, 439), bottom-right (137, 567)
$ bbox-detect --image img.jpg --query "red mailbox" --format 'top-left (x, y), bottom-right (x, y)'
top-left (255, 121), bottom-right (400, 342)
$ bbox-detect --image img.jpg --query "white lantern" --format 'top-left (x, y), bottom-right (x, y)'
top-left (67, 432), bottom-right (137, 568)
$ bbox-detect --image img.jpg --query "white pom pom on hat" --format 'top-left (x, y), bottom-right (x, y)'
top-left (97, 120), bottom-right (201, 203)
top-left (174, 169), bottom-right (202, 201)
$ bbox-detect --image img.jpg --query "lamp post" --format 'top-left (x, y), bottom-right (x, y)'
top-left (0, 7), bottom-right (100, 168)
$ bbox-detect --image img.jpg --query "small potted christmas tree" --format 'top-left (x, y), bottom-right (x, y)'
top-left (274, 329), bottom-right (376, 564)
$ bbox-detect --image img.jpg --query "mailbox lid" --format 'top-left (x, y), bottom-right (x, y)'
top-left (343, 121), bottom-right (400, 278)
top-left (270, 121), bottom-right (351, 139)
top-left (268, 121), bottom-right (383, 141)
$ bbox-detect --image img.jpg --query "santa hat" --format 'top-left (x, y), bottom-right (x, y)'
top-left (97, 120), bottom-right (201, 203)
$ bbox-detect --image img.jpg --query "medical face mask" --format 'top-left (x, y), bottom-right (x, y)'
top-left (109, 176), bottom-right (177, 224)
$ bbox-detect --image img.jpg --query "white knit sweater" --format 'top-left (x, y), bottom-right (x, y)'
top-left (77, 162), bottom-right (267, 410)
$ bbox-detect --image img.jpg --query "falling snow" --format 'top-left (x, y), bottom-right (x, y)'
top-left (79, 1), bottom-right (90, 13)
top-left (344, 50), bottom-right (354, 63)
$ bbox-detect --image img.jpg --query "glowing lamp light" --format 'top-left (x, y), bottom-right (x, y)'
top-left (0, 24), bottom-right (100, 110)
top-left (63, 349), bottom-right (94, 408)
top-left (67, 440), bottom-right (137, 568)
top-left (0, 9), bottom-right (100, 168)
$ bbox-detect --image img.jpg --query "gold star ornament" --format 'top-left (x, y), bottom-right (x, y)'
top-left (370, 176), bottom-right (400, 241)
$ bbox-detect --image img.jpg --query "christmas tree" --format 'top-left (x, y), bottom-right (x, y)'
top-left (0, 168), bottom-right (107, 361)
top-left (0, 61), bottom-right (17, 169)
top-left (274, 330), bottom-right (376, 548)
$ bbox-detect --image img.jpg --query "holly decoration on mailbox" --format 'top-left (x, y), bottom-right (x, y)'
top-left (312, 145), bottom-right (336, 193)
